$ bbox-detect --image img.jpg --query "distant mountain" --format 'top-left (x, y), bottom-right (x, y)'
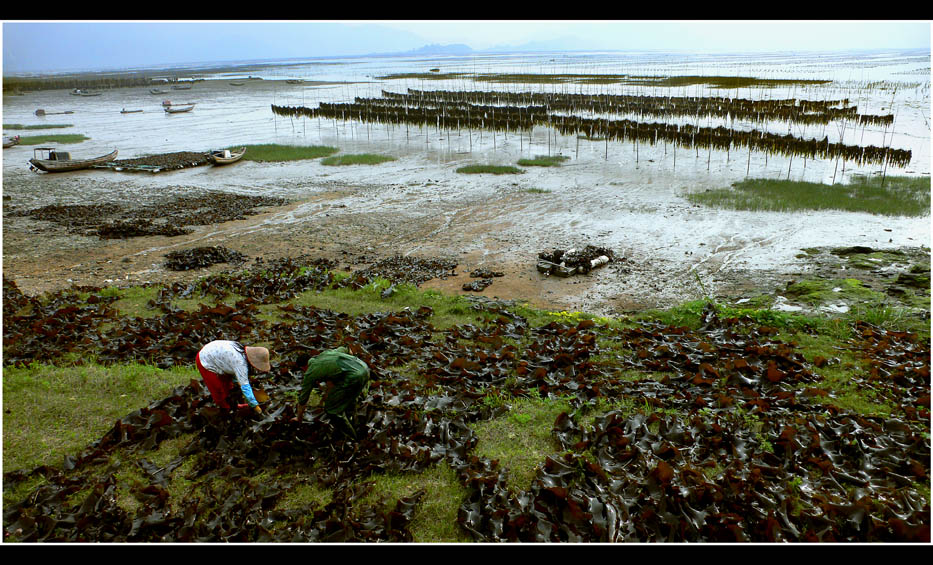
top-left (484, 36), bottom-right (607, 53)
top-left (379, 38), bottom-right (605, 59)
top-left (402, 43), bottom-right (475, 56)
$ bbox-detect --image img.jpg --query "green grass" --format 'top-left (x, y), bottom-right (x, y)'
top-left (16, 134), bottom-right (89, 145)
top-left (356, 463), bottom-right (471, 542)
top-left (516, 155), bottom-right (570, 167)
top-left (456, 165), bottom-right (524, 175)
top-left (236, 144), bottom-right (339, 162)
top-left (473, 394), bottom-right (574, 492)
top-left (2, 362), bottom-right (193, 472)
top-left (4, 123), bottom-right (73, 130)
top-left (686, 176), bottom-right (931, 217)
top-left (320, 153), bottom-right (397, 166)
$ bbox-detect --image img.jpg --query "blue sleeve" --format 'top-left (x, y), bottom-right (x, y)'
top-left (240, 382), bottom-right (258, 408)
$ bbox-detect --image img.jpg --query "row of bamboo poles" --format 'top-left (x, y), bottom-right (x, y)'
top-left (384, 89), bottom-right (896, 128)
top-left (270, 90), bottom-right (911, 168)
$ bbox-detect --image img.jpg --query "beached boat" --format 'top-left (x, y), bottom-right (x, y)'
top-left (164, 104), bottom-right (195, 114)
top-left (29, 147), bottom-right (118, 173)
top-left (34, 109), bottom-right (75, 116)
top-left (207, 147), bottom-right (246, 165)
top-left (172, 84), bottom-right (192, 90)
top-left (3, 135), bottom-right (21, 148)
top-left (150, 88), bottom-right (167, 94)
top-left (121, 108), bottom-right (143, 114)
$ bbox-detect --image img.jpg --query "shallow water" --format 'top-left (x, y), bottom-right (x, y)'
top-left (3, 50), bottom-right (930, 311)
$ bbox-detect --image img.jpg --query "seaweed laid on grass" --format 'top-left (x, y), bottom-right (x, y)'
top-left (2, 260), bottom-right (930, 542)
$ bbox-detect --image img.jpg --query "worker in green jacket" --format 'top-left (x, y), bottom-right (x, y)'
top-left (291, 347), bottom-right (370, 437)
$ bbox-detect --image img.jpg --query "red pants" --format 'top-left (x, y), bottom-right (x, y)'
top-left (196, 352), bottom-right (236, 409)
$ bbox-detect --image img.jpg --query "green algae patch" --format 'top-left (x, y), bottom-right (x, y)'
top-left (784, 278), bottom-right (884, 305)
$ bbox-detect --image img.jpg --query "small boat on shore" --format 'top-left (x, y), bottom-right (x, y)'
top-left (229, 81), bottom-right (245, 86)
top-left (121, 108), bottom-right (143, 114)
top-left (207, 147), bottom-right (246, 165)
top-left (4, 135), bottom-right (21, 149)
top-left (150, 88), bottom-right (167, 94)
top-left (34, 109), bottom-right (74, 116)
top-left (29, 147), bottom-right (118, 173)
top-left (164, 104), bottom-right (195, 114)
top-left (172, 84), bottom-right (192, 90)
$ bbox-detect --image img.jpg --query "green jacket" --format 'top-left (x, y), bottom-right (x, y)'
top-left (299, 347), bottom-right (370, 415)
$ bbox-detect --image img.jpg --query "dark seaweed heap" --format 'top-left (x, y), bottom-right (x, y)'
top-left (6, 192), bottom-right (289, 240)
top-left (2, 258), bottom-right (929, 542)
top-left (338, 255), bottom-right (459, 289)
top-left (164, 246), bottom-right (248, 271)
top-left (109, 151), bottom-right (211, 172)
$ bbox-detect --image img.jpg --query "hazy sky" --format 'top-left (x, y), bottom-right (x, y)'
top-left (2, 20), bottom-right (930, 74)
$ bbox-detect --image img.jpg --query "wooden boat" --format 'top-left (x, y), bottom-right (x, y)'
top-left (29, 147), bottom-right (118, 173)
top-left (35, 109), bottom-right (74, 116)
top-left (172, 84), bottom-right (192, 90)
top-left (71, 88), bottom-right (101, 96)
top-left (3, 135), bottom-right (21, 149)
top-left (121, 108), bottom-right (143, 114)
top-left (286, 79), bottom-right (304, 84)
top-left (207, 147), bottom-right (246, 165)
top-left (164, 104), bottom-right (195, 114)
top-left (229, 81), bottom-right (245, 86)
top-left (150, 88), bottom-right (167, 94)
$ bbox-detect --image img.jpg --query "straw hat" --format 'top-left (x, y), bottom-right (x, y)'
top-left (245, 346), bottom-right (271, 372)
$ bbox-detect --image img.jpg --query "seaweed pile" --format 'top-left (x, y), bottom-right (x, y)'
top-left (109, 152), bottom-right (212, 172)
top-left (339, 255), bottom-right (459, 289)
top-left (6, 192), bottom-right (289, 240)
top-left (164, 246), bottom-right (248, 271)
top-left (463, 268), bottom-right (504, 292)
top-left (2, 259), bottom-right (929, 542)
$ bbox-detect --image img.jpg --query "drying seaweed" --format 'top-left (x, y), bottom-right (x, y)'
top-left (2, 257), bottom-right (929, 543)
top-left (106, 151), bottom-right (212, 172)
top-left (271, 88), bottom-right (911, 168)
top-left (164, 246), bottom-right (248, 271)
top-left (6, 192), bottom-right (290, 240)
top-left (340, 255), bottom-right (459, 289)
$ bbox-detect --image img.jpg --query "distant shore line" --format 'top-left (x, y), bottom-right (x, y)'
top-left (1, 60), bottom-right (361, 94)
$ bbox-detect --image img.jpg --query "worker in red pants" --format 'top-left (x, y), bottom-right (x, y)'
top-left (196, 340), bottom-right (271, 415)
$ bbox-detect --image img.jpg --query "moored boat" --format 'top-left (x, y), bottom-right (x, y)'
top-left (71, 88), bottom-right (102, 96)
top-left (28, 147), bottom-right (118, 173)
top-left (164, 104), bottom-right (195, 114)
top-left (3, 135), bottom-right (21, 148)
top-left (207, 147), bottom-right (247, 165)
top-left (229, 81), bottom-right (245, 86)
top-left (121, 108), bottom-right (143, 114)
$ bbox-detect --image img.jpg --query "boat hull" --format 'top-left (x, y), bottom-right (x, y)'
top-left (29, 149), bottom-right (119, 172)
top-left (208, 147), bottom-right (247, 165)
